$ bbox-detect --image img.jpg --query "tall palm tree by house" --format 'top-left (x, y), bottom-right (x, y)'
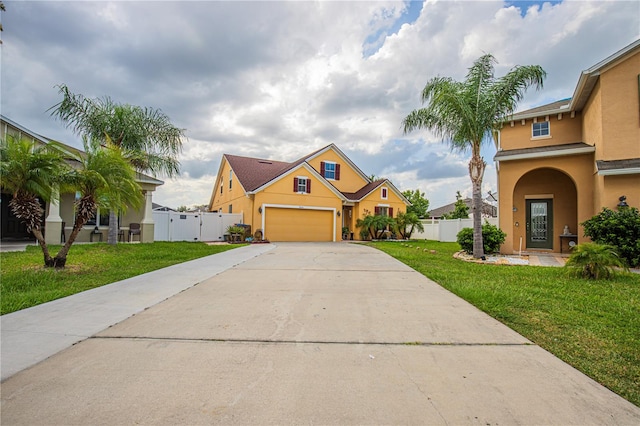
top-left (0, 136), bottom-right (65, 264)
top-left (50, 84), bottom-right (186, 244)
top-left (403, 54), bottom-right (545, 258)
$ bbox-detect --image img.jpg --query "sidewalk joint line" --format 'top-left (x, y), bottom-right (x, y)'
top-left (91, 335), bottom-right (535, 347)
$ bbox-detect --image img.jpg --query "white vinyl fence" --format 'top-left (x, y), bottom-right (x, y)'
top-left (153, 211), bottom-right (243, 242)
top-left (412, 217), bottom-right (498, 242)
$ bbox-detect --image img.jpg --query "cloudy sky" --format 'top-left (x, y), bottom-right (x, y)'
top-left (1, 1), bottom-right (638, 210)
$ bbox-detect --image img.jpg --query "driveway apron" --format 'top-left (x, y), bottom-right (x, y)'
top-left (2, 242), bottom-right (639, 425)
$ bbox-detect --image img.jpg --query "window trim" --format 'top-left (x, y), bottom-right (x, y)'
top-left (324, 161), bottom-right (336, 180)
top-left (295, 176), bottom-right (310, 194)
top-left (531, 121), bottom-right (550, 139)
top-left (229, 170), bottom-right (233, 189)
top-left (381, 187), bottom-right (388, 200)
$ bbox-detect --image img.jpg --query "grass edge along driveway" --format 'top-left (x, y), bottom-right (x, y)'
top-left (369, 240), bottom-right (640, 408)
top-left (0, 242), bottom-right (242, 316)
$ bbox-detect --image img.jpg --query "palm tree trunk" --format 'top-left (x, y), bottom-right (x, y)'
top-left (107, 210), bottom-right (118, 245)
top-left (31, 227), bottom-right (54, 266)
top-left (50, 220), bottom-right (88, 268)
top-left (469, 154), bottom-right (486, 259)
top-left (51, 196), bottom-right (96, 268)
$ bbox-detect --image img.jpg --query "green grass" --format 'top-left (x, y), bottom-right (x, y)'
top-left (0, 242), bottom-right (242, 315)
top-left (369, 240), bottom-right (640, 408)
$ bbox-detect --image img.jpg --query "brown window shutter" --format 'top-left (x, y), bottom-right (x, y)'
top-left (320, 161), bottom-right (325, 176)
top-left (374, 206), bottom-right (380, 216)
top-left (293, 177), bottom-right (298, 192)
top-left (389, 207), bottom-right (394, 217)
top-left (335, 164), bottom-right (340, 180)
top-left (306, 179), bottom-right (311, 193)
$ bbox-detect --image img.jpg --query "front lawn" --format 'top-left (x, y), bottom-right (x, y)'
top-left (369, 240), bottom-right (640, 408)
top-left (0, 242), bottom-right (241, 315)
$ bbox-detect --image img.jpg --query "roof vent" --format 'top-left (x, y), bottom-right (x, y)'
top-left (258, 161), bottom-right (273, 164)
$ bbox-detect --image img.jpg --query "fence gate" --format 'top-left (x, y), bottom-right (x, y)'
top-left (153, 211), bottom-right (243, 242)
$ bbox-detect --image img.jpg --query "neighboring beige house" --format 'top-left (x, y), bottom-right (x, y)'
top-left (494, 39), bottom-right (640, 254)
top-left (208, 144), bottom-right (410, 241)
top-left (427, 198), bottom-right (497, 219)
top-left (1, 115), bottom-right (163, 244)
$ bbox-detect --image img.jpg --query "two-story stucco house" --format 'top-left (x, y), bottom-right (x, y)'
top-left (494, 39), bottom-right (640, 254)
top-left (208, 144), bottom-right (409, 242)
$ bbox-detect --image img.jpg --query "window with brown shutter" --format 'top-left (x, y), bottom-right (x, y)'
top-left (294, 177), bottom-right (310, 193)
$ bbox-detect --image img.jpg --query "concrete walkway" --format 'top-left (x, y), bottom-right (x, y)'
top-left (2, 242), bottom-right (639, 424)
top-left (1, 243), bottom-right (275, 381)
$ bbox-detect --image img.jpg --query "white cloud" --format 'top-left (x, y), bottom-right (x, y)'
top-left (2, 0), bottom-right (638, 211)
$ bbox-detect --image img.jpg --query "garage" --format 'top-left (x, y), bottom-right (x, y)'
top-left (264, 206), bottom-right (335, 242)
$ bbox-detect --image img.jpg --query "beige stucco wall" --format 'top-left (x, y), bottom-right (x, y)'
top-left (595, 174), bottom-right (640, 211)
top-left (500, 113), bottom-right (583, 151)
top-left (498, 154), bottom-right (594, 253)
top-left (583, 81), bottom-right (603, 156)
top-left (599, 50), bottom-right (640, 160)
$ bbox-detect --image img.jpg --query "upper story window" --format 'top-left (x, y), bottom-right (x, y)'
top-left (321, 161), bottom-right (340, 180)
top-left (229, 170), bottom-right (233, 189)
top-left (381, 187), bottom-right (388, 200)
top-left (532, 121), bottom-right (550, 138)
top-left (293, 176), bottom-right (311, 194)
top-left (228, 204), bottom-right (233, 213)
top-left (220, 183), bottom-right (223, 194)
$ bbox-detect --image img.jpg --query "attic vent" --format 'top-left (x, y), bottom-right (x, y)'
top-left (258, 161), bottom-right (273, 164)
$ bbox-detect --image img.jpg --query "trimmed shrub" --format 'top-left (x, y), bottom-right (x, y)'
top-left (457, 222), bottom-right (506, 254)
top-left (581, 207), bottom-right (640, 268)
top-left (564, 243), bottom-right (628, 280)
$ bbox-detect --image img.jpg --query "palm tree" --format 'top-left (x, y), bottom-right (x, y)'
top-left (403, 54), bottom-right (545, 258)
top-left (395, 211), bottom-right (424, 239)
top-left (49, 84), bottom-right (186, 244)
top-left (0, 136), bottom-right (66, 265)
top-left (51, 141), bottom-right (143, 267)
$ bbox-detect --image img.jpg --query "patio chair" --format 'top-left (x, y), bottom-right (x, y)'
top-left (129, 223), bottom-right (141, 242)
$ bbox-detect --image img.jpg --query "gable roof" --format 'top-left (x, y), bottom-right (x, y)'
top-left (218, 144), bottom-right (410, 206)
top-left (508, 39), bottom-right (640, 121)
top-left (225, 154), bottom-right (290, 192)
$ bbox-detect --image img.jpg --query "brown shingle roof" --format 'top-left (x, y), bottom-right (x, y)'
top-left (342, 179), bottom-right (385, 201)
top-left (596, 158), bottom-right (640, 171)
top-left (225, 154), bottom-right (291, 192)
top-left (508, 99), bottom-right (571, 120)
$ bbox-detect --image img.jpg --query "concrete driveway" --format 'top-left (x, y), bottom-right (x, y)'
top-left (2, 242), bottom-right (639, 424)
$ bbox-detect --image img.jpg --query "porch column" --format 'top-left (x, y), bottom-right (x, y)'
top-left (45, 187), bottom-right (63, 246)
top-left (140, 191), bottom-right (155, 243)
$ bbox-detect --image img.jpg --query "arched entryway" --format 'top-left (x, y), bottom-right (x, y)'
top-left (512, 168), bottom-right (577, 252)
